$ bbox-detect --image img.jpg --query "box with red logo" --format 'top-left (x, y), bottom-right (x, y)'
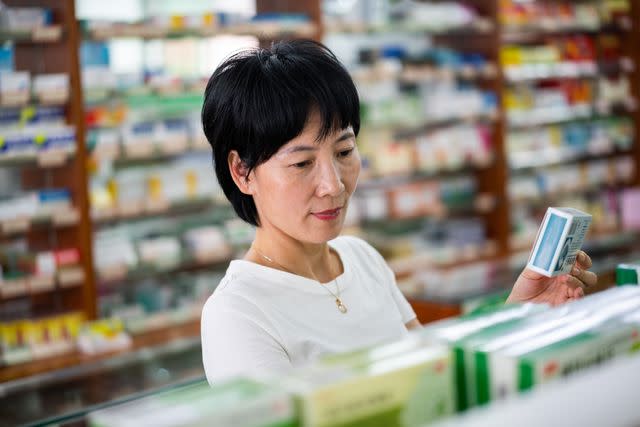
top-left (54, 248), bottom-right (80, 267)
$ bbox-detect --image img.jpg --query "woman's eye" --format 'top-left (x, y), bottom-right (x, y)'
top-left (292, 160), bottom-right (312, 168)
top-left (337, 148), bottom-right (354, 158)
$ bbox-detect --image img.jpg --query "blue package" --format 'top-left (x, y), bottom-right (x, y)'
top-left (132, 122), bottom-right (154, 135)
top-left (0, 45), bottom-right (14, 72)
top-left (80, 41), bottom-right (110, 68)
top-left (38, 189), bottom-right (71, 203)
top-left (251, 13), bottom-right (309, 23)
top-left (2, 134), bottom-right (35, 155)
top-left (532, 213), bottom-right (567, 271)
top-left (380, 46), bottom-right (406, 60)
top-left (164, 118), bottom-right (188, 132)
top-left (42, 128), bottom-right (76, 150)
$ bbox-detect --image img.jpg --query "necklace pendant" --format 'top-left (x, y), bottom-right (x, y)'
top-left (336, 298), bottom-right (348, 314)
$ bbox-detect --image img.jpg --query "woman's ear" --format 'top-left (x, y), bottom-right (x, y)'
top-left (228, 150), bottom-right (253, 195)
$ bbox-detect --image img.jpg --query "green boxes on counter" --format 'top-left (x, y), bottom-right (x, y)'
top-left (288, 341), bottom-right (455, 427)
top-left (473, 294), bottom-right (640, 405)
top-left (418, 303), bottom-right (548, 411)
top-left (617, 261), bottom-right (640, 285)
top-left (88, 379), bottom-right (297, 427)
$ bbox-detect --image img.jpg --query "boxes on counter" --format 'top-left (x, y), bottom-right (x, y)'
top-left (419, 286), bottom-right (640, 410)
top-left (287, 343), bottom-right (455, 427)
top-left (474, 293), bottom-right (640, 405)
top-left (419, 303), bottom-right (549, 411)
top-left (527, 207), bottom-right (592, 277)
top-left (88, 379), bottom-right (297, 427)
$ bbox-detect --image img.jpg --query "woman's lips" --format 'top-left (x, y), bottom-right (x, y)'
top-left (312, 208), bottom-right (342, 220)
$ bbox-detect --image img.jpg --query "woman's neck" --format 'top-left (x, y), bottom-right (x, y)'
top-left (246, 226), bottom-right (341, 283)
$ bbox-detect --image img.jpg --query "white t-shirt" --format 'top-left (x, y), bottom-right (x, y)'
top-left (200, 235), bottom-right (417, 384)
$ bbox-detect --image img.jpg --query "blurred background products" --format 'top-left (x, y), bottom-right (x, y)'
top-left (0, 0), bottom-right (639, 426)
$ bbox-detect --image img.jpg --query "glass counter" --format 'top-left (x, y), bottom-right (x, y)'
top-left (0, 336), bottom-right (204, 427)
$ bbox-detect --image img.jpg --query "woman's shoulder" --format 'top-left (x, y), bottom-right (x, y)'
top-left (202, 267), bottom-right (262, 317)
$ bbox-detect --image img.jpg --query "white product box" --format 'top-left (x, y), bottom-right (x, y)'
top-left (527, 207), bottom-right (592, 277)
top-left (33, 73), bottom-right (69, 104)
top-left (0, 71), bottom-right (30, 106)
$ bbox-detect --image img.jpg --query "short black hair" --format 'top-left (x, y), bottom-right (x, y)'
top-left (201, 39), bottom-right (360, 226)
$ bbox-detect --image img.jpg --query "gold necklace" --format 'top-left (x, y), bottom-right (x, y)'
top-left (252, 247), bottom-right (348, 314)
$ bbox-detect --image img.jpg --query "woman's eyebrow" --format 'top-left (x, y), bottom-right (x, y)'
top-left (279, 131), bottom-right (355, 156)
top-left (336, 131), bottom-right (355, 143)
top-left (280, 145), bottom-right (317, 155)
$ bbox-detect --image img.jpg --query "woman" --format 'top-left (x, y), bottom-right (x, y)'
top-left (200, 40), bottom-right (596, 384)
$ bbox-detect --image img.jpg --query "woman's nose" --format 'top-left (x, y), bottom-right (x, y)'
top-left (316, 159), bottom-right (345, 198)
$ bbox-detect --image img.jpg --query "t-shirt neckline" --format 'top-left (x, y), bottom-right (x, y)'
top-left (226, 239), bottom-right (352, 294)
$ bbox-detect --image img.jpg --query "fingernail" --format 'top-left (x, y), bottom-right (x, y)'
top-left (572, 267), bottom-right (581, 276)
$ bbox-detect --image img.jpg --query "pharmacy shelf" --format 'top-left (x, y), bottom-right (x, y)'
top-left (85, 93), bottom-right (205, 128)
top-left (82, 21), bottom-right (317, 41)
top-left (0, 318), bottom-right (200, 384)
top-left (509, 147), bottom-right (633, 170)
top-left (510, 178), bottom-right (636, 207)
top-left (83, 83), bottom-right (205, 104)
top-left (96, 252), bottom-right (232, 287)
top-left (501, 19), bottom-right (632, 43)
top-left (359, 193), bottom-right (497, 225)
top-left (504, 58), bottom-right (634, 83)
top-left (507, 106), bottom-right (635, 129)
top-left (324, 18), bottom-right (494, 35)
top-left (0, 147), bottom-right (76, 168)
top-left (0, 92), bottom-right (70, 108)
top-left (359, 162), bottom-right (494, 190)
top-left (113, 147), bottom-right (209, 168)
top-left (0, 25), bottom-right (63, 43)
top-left (400, 64), bottom-right (498, 83)
top-left (368, 111), bottom-right (498, 140)
top-left (354, 64), bottom-right (497, 86)
top-left (0, 207), bottom-right (80, 238)
top-left (92, 196), bottom-right (220, 227)
top-left (385, 240), bottom-right (499, 276)
top-left (0, 266), bottom-right (85, 300)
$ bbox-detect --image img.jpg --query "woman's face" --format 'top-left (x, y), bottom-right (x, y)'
top-left (251, 112), bottom-right (360, 244)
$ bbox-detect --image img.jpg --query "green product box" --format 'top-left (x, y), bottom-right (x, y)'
top-left (419, 303), bottom-right (549, 411)
top-left (88, 378), bottom-right (297, 427)
top-left (474, 294), bottom-right (640, 405)
top-left (461, 290), bottom-right (511, 316)
top-left (450, 286), bottom-right (640, 409)
top-left (452, 309), bottom-right (579, 409)
top-left (286, 344), bottom-right (454, 427)
top-left (617, 262), bottom-right (640, 286)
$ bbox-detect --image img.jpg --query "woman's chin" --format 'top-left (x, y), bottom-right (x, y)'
top-left (302, 221), bottom-right (345, 243)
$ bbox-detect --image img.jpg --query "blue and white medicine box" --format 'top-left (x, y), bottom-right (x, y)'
top-left (527, 207), bottom-right (592, 277)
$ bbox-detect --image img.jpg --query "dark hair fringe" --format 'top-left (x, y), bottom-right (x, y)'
top-left (201, 39), bottom-right (360, 226)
